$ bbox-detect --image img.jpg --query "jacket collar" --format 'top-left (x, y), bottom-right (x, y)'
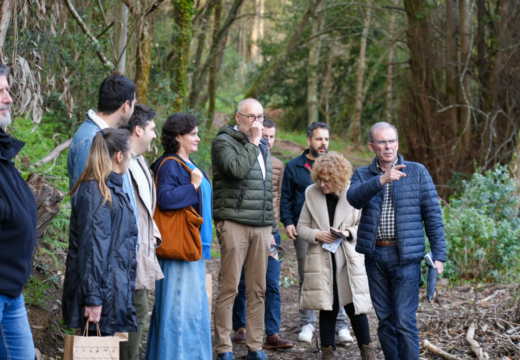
top-left (218, 125), bottom-right (269, 149)
top-left (368, 153), bottom-right (405, 174)
top-left (151, 152), bottom-right (210, 183)
top-left (304, 184), bottom-right (353, 230)
top-left (86, 109), bottom-right (110, 130)
top-left (296, 149), bottom-right (311, 168)
top-left (106, 171), bottom-right (124, 190)
top-left (0, 128), bottom-right (25, 162)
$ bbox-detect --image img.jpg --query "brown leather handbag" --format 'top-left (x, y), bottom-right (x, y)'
top-left (153, 157), bottom-right (203, 261)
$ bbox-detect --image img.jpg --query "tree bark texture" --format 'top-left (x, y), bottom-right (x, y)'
top-left (171, 0), bottom-right (194, 112)
top-left (353, 0), bottom-right (371, 145)
top-left (244, 0), bottom-right (324, 100)
top-left (307, 3), bottom-right (325, 125)
top-left (445, 0), bottom-right (459, 135)
top-left (0, 0), bottom-right (14, 63)
top-left (26, 173), bottom-right (65, 259)
top-left (251, 0), bottom-right (264, 64)
top-left (135, 14), bottom-right (153, 104)
top-left (114, 0), bottom-right (129, 74)
top-left (208, 0), bottom-right (222, 122)
top-left (458, 0), bottom-right (472, 151)
top-left (386, 0), bottom-right (398, 123)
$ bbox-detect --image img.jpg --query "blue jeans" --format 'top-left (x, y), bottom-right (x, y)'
top-left (0, 294), bottom-right (35, 360)
top-left (232, 231), bottom-right (281, 336)
top-left (365, 246), bottom-right (421, 360)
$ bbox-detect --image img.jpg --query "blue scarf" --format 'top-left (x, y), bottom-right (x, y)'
top-left (187, 163), bottom-right (212, 260)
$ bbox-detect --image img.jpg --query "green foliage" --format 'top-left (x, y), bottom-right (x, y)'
top-left (23, 276), bottom-right (53, 307)
top-left (441, 166), bottom-right (520, 282)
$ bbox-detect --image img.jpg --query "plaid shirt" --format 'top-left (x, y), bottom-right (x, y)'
top-left (376, 158), bottom-right (399, 240)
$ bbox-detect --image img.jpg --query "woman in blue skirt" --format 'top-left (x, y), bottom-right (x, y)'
top-left (146, 113), bottom-right (212, 360)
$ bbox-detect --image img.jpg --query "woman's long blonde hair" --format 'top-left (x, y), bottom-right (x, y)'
top-left (311, 151), bottom-right (353, 196)
top-left (69, 128), bottom-right (131, 206)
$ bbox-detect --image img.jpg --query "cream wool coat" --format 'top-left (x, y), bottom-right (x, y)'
top-left (297, 183), bottom-right (372, 314)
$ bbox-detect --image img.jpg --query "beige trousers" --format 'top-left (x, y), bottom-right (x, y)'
top-left (214, 220), bottom-right (271, 353)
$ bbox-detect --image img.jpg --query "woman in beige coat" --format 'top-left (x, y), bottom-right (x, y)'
top-left (297, 152), bottom-right (374, 360)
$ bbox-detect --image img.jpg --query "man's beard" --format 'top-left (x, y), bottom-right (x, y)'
top-left (0, 108), bottom-right (11, 128)
top-left (309, 145), bottom-right (327, 158)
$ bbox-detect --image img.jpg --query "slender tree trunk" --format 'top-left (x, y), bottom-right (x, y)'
top-left (319, 44), bottom-right (337, 126)
top-left (446, 0), bottom-right (459, 135)
top-left (208, 0), bottom-right (222, 122)
top-left (0, 0), bottom-right (14, 63)
top-left (251, 0), bottom-right (264, 64)
top-left (187, 10), bottom-right (211, 109)
top-left (171, 0), bottom-right (194, 112)
top-left (114, 0), bottom-right (129, 74)
top-left (353, 0), bottom-right (372, 145)
top-left (307, 3), bottom-right (325, 125)
top-left (244, 0), bottom-right (324, 99)
top-left (135, 14), bottom-right (153, 104)
top-left (459, 0), bottom-right (472, 150)
top-left (386, 0), bottom-right (398, 123)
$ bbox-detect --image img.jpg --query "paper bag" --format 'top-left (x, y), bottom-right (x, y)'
top-left (73, 329), bottom-right (128, 342)
top-left (64, 323), bottom-right (120, 360)
top-left (206, 274), bottom-right (212, 315)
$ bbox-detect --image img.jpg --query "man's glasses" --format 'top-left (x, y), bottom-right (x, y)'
top-left (237, 112), bottom-right (265, 123)
top-left (372, 139), bottom-right (398, 146)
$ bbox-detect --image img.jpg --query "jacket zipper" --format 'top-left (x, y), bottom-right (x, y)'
top-left (261, 143), bottom-right (267, 226)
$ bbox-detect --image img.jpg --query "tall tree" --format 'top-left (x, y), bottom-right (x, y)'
top-left (114, 0), bottom-right (129, 74)
top-left (386, 0), bottom-right (399, 123)
top-left (171, 0), bottom-right (194, 111)
top-left (0, 0), bottom-right (14, 63)
top-left (251, 0), bottom-right (264, 64)
top-left (307, 3), bottom-right (325, 125)
top-left (135, 14), bottom-right (153, 104)
top-left (208, 0), bottom-right (222, 122)
top-left (353, 0), bottom-right (372, 145)
top-left (446, 0), bottom-right (458, 135)
top-left (458, 0), bottom-right (472, 150)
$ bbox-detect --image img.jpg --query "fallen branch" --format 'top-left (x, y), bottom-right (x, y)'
top-left (64, 0), bottom-right (114, 69)
top-left (422, 340), bottom-right (461, 360)
top-left (466, 322), bottom-right (489, 360)
top-left (33, 138), bottom-right (72, 167)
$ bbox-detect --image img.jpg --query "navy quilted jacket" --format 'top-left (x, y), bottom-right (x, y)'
top-left (347, 154), bottom-right (447, 264)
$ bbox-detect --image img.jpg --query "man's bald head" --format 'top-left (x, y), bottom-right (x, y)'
top-left (237, 98), bottom-right (263, 114)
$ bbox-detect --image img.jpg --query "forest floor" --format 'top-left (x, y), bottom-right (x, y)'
top-left (29, 236), bottom-right (520, 360)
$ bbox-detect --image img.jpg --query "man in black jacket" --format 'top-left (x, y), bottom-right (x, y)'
top-left (280, 122), bottom-right (352, 344)
top-left (0, 64), bottom-right (38, 359)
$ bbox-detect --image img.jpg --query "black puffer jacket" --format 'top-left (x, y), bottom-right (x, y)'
top-left (63, 172), bottom-right (138, 334)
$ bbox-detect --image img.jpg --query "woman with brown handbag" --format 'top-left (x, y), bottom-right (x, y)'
top-left (145, 113), bottom-right (212, 360)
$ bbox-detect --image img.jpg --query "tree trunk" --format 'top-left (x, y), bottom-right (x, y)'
top-left (244, 0), bottom-right (324, 99)
top-left (208, 0), bottom-right (222, 122)
top-left (307, 3), bottom-right (325, 125)
top-left (26, 173), bottom-right (65, 259)
top-left (114, 0), bottom-right (129, 74)
top-left (446, 0), bottom-right (459, 135)
top-left (386, 0), bottom-right (398, 123)
top-left (353, 0), bottom-right (372, 145)
top-left (171, 0), bottom-right (194, 112)
top-left (459, 0), bottom-right (472, 150)
top-left (251, 0), bottom-right (264, 64)
top-left (0, 0), bottom-right (14, 63)
top-left (135, 13), bottom-right (153, 104)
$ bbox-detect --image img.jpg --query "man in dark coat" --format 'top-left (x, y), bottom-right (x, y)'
top-left (347, 122), bottom-right (447, 360)
top-left (0, 64), bottom-right (38, 359)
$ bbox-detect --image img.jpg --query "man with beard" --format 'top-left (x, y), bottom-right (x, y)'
top-left (0, 64), bottom-right (38, 359)
top-left (280, 122), bottom-right (352, 344)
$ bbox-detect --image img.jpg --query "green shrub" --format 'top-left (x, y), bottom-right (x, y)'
top-left (441, 166), bottom-right (520, 282)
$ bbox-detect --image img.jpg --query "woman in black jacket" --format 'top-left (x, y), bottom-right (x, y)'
top-left (63, 128), bottom-right (138, 335)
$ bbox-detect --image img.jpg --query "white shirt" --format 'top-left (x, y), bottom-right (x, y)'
top-left (234, 125), bottom-right (265, 179)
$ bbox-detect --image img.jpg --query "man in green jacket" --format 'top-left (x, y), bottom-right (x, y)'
top-left (212, 98), bottom-right (275, 360)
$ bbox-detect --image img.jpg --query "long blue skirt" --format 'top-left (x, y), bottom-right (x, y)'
top-left (145, 258), bottom-right (212, 360)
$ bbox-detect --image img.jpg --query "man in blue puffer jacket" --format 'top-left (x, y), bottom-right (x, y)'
top-left (347, 122), bottom-right (446, 360)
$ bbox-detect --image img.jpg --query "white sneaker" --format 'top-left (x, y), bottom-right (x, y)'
top-left (337, 328), bottom-right (354, 343)
top-left (298, 324), bottom-right (315, 343)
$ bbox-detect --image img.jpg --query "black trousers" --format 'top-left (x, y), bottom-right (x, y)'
top-left (319, 256), bottom-right (371, 350)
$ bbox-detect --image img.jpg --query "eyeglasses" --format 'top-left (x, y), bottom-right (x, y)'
top-left (372, 139), bottom-right (398, 146)
top-left (238, 112), bottom-right (265, 123)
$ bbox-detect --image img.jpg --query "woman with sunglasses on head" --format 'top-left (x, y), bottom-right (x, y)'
top-left (297, 151), bottom-right (374, 360)
top-left (62, 128), bottom-right (138, 336)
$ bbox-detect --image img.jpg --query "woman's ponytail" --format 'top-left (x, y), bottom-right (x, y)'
top-left (69, 128), bottom-right (131, 206)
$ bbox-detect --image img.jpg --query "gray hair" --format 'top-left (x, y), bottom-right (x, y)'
top-left (237, 98), bottom-right (262, 113)
top-left (369, 122), bottom-right (398, 143)
top-left (0, 64), bottom-right (9, 78)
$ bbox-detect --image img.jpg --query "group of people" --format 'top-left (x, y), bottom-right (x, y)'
top-left (0, 68), bottom-right (447, 360)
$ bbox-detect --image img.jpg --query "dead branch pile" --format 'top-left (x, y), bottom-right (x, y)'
top-left (417, 284), bottom-right (520, 359)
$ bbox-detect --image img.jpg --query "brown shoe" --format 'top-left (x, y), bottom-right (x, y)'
top-left (233, 328), bottom-right (246, 344)
top-left (263, 334), bottom-right (294, 349)
top-left (360, 344), bottom-right (376, 360)
top-left (321, 346), bottom-right (335, 360)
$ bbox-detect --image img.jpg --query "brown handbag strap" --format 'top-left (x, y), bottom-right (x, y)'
top-left (154, 156), bottom-right (193, 188)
